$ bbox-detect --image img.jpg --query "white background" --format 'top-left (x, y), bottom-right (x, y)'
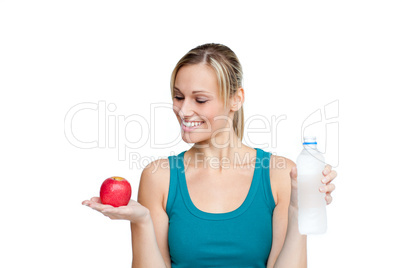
top-left (1, 0), bottom-right (401, 267)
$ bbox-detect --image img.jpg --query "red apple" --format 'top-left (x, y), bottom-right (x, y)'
top-left (100, 176), bottom-right (132, 207)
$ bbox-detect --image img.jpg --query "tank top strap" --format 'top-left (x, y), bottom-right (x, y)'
top-left (166, 152), bottom-right (183, 216)
top-left (260, 149), bottom-right (276, 212)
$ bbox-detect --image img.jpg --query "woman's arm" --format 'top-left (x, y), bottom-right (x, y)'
top-left (266, 157), bottom-right (306, 268)
top-left (131, 160), bottom-right (171, 268)
top-left (274, 205), bottom-right (307, 268)
top-left (131, 214), bottom-right (168, 268)
top-left (267, 157), bottom-right (336, 268)
top-left (82, 198), bottom-right (167, 268)
top-left (272, 163), bottom-right (307, 267)
top-left (82, 160), bottom-right (171, 268)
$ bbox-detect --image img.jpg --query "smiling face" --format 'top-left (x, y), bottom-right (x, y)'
top-left (172, 63), bottom-right (237, 147)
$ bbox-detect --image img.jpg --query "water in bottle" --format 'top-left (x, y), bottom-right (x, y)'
top-left (296, 136), bottom-right (327, 234)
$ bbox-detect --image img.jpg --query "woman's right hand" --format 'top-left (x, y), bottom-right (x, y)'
top-left (82, 197), bottom-right (150, 224)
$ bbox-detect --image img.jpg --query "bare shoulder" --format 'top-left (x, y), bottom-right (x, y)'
top-left (270, 155), bottom-right (295, 176)
top-left (269, 155), bottom-right (296, 204)
top-left (138, 158), bottom-right (171, 211)
top-left (142, 158), bottom-right (170, 179)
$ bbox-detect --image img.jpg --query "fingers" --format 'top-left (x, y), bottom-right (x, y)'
top-left (319, 177), bottom-right (336, 205)
top-left (319, 183), bottom-right (335, 194)
top-left (321, 165), bottom-right (337, 206)
top-left (90, 197), bottom-right (101, 203)
top-left (325, 193), bottom-right (333, 205)
top-left (82, 196), bottom-right (100, 206)
top-left (322, 168), bottom-right (337, 184)
top-left (82, 198), bottom-right (134, 221)
top-left (82, 197), bottom-right (113, 213)
top-left (323, 164), bottom-right (332, 176)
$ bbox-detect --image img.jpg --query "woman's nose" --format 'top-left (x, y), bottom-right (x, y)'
top-left (178, 99), bottom-right (194, 118)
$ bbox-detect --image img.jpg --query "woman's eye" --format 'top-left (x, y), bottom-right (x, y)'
top-left (174, 96), bottom-right (207, 104)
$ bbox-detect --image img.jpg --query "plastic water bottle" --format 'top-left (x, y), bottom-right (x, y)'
top-left (296, 136), bottom-right (327, 234)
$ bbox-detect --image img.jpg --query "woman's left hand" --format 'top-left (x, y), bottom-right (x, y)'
top-left (289, 163), bottom-right (337, 209)
top-left (320, 164), bottom-right (337, 205)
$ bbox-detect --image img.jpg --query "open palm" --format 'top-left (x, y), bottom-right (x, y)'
top-left (82, 197), bottom-right (149, 223)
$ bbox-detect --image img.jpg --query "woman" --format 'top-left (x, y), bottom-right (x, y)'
top-left (82, 43), bottom-right (337, 268)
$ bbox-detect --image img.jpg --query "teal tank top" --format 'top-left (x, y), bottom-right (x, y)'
top-left (166, 148), bottom-right (276, 268)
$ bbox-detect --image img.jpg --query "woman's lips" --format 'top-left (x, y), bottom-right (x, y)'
top-left (181, 121), bottom-right (205, 132)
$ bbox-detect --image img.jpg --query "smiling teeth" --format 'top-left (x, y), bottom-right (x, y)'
top-left (183, 121), bottom-right (203, 127)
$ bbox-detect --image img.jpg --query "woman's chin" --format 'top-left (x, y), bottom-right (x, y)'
top-left (181, 133), bottom-right (207, 144)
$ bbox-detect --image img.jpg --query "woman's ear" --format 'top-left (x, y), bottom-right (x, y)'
top-left (230, 87), bottom-right (245, 112)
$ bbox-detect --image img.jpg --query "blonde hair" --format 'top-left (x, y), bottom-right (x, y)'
top-left (170, 43), bottom-right (244, 141)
